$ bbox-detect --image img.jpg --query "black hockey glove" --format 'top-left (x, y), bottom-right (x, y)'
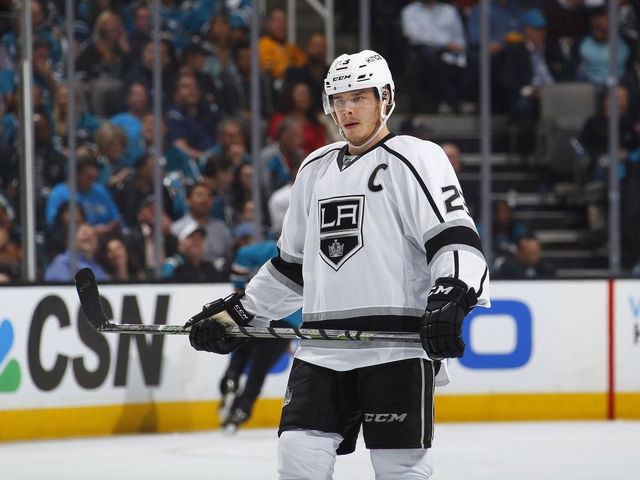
top-left (421, 277), bottom-right (478, 361)
top-left (185, 293), bottom-right (254, 354)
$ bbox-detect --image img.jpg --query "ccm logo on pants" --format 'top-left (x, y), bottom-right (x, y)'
top-left (364, 413), bottom-right (408, 423)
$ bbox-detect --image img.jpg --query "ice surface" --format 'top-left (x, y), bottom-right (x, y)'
top-left (0, 421), bottom-right (638, 479)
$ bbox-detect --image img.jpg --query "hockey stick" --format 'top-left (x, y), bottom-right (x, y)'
top-left (74, 268), bottom-right (421, 343)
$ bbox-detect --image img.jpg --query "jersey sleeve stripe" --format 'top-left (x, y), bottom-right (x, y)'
top-left (476, 266), bottom-right (488, 298)
top-left (267, 257), bottom-right (304, 294)
top-left (278, 248), bottom-right (303, 264)
top-left (425, 225), bottom-right (484, 264)
top-left (453, 251), bottom-right (459, 278)
top-left (422, 218), bottom-right (477, 244)
top-left (380, 144), bottom-right (445, 223)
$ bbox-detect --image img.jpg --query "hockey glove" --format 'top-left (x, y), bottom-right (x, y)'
top-left (185, 293), bottom-right (254, 354)
top-left (421, 277), bottom-right (478, 361)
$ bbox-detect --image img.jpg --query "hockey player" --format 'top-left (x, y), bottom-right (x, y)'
top-left (187, 50), bottom-right (490, 479)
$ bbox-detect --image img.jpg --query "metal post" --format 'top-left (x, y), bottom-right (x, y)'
top-left (65, 0), bottom-right (77, 279)
top-left (326, 0), bottom-right (334, 61)
top-left (359, 0), bottom-right (370, 51)
top-left (608, 1), bottom-right (620, 275)
top-left (287, 0), bottom-right (296, 46)
top-left (479, 0), bottom-right (492, 266)
top-left (152, 0), bottom-right (164, 278)
top-left (18, 0), bottom-right (36, 281)
top-left (250, 0), bottom-right (262, 243)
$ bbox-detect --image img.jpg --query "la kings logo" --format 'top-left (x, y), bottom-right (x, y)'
top-left (318, 195), bottom-right (364, 270)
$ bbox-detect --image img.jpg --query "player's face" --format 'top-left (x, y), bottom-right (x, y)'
top-left (333, 88), bottom-right (381, 146)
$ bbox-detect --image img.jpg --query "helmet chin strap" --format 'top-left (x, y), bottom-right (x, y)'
top-left (335, 97), bottom-right (396, 152)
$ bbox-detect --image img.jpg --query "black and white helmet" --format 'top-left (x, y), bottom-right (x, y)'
top-left (322, 50), bottom-right (396, 123)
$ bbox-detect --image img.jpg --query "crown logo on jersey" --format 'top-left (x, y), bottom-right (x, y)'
top-left (328, 239), bottom-right (344, 258)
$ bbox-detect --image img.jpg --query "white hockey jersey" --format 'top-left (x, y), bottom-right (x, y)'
top-left (243, 133), bottom-right (490, 371)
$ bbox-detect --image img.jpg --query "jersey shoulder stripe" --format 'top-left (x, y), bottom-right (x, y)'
top-left (380, 142), bottom-right (445, 223)
top-left (299, 143), bottom-right (343, 173)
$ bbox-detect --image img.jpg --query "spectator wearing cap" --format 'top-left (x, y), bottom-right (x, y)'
top-left (44, 224), bottom-right (109, 282)
top-left (258, 8), bottom-right (307, 81)
top-left (171, 182), bottom-right (233, 274)
top-left (45, 156), bottom-right (122, 237)
top-left (123, 195), bottom-right (178, 277)
top-left (162, 218), bottom-right (227, 282)
top-left (497, 8), bottom-right (570, 153)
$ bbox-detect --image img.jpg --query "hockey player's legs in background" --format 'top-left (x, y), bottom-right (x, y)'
top-left (218, 340), bottom-right (252, 425)
top-left (277, 358), bottom-right (435, 479)
top-left (220, 336), bottom-right (292, 433)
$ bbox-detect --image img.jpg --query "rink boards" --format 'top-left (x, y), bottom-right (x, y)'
top-left (0, 280), bottom-right (638, 441)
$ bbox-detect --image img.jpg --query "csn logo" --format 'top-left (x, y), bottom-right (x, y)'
top-left (0, 318), bottom-right (21, 392)
top-left (459, 300), bottom-right (532, 369)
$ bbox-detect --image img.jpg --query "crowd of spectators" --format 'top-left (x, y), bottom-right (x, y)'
top-left (397, 0), bottom-right (640, 275)
top-left (0, 0), bottom-right (639, 282)
top-left (0, 1), bottom-right (331, 283)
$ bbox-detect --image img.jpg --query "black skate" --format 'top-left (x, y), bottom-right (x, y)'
top-left (218, 378), bottom-right (238, 426)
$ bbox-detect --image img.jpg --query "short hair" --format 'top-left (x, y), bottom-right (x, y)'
top-left (517, 233), bottom-right (539, 248)
top-left (134, 155), bottom-right (152, 170)
top-left (232, 41), bottom-right (251, 60)
top-left (275, 116), bottom-right (302, 139)
top-left (94, 123), bottom-right (127, 151)
top-left (216, 117), bottom-right (244, 139)
top-left (76, 155), bottom-right (100, 174)
top-left (186, 182), bottom-right (211, 199)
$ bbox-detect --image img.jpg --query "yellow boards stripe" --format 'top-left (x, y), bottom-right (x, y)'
top-left (1, 393), bottom-right (638, 442)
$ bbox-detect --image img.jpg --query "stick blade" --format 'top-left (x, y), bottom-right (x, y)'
top-left (75, 268), bottom-right (111, 330)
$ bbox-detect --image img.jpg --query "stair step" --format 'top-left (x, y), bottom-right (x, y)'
top-left (490, 192), bottom-right (562, 206)
top-left (555, 268), bottom-right (610, 277)
top-left (536, 229), bottom-right (589, 243)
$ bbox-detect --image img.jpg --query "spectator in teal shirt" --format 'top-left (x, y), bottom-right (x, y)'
top-left (45, 157), bottom-right (122, 236)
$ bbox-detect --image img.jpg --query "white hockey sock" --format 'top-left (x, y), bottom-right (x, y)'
top-left (369, 448), bottom-right (433, 479)
top-left (277, 430), bottom-right (343, 480)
